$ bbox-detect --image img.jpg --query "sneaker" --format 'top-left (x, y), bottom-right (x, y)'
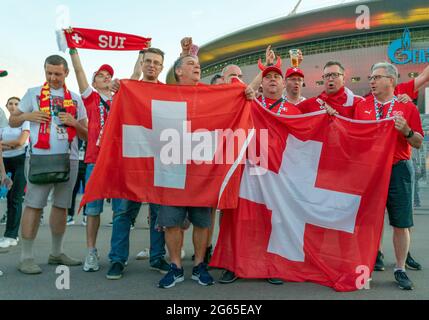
top-left (267, 278), bottom-right (284, 285)
top-left (150, 258), bottom-right (170, 274)
top-left (374, 251), bottom-right (385, 271)
top-left (394, 270), bottom-right (414, 290)
top-left (192, 263), bottom-right (214, 286)
top-left (136, 248), bottom-right (150, 260)
top-left (106, 262), bottom-right (124, 280)
top-left (0, 269), bottom-right (3, 276)
top-left (107, 221), bottom-right (113, 227)
top-left (219, 270), bottom-right (238, 284)
top-left (81, 216), bottom-right (87, 226)
top-left (83, 251), bottom-right (100, 272)
top-left (406, 252), bottom-right (422, 271)
top-left (48, 253), bottom-right (82, 266)
top-left (130, 222), bottom-right (135, 230)
top-left (0, 215), bottom-right (6, 225)
top-left (158, 263), bottom-right (185, 289)
top-left (0, 237), bottom-right (18, 248)
top-left (66, 216), bottom-right (75, 226)
top-left (18, 259), bottom-right (42, 275)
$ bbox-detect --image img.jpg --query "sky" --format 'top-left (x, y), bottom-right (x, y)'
top-left (0, 0), bottom-right (359, 114)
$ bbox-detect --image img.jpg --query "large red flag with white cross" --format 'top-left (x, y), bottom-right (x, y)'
top-left (80, 80), bottom-right (253, 209)
top-left (210, 104), bottom-right (397, 292)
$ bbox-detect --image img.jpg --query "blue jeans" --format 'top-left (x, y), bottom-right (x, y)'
top-left (108, 201), bottom-right (166, 265)
top-left (84, 163), bottom-right (122, 215)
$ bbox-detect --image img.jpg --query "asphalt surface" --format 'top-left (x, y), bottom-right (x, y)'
top-left (0, 195), bottom-right (428, 301)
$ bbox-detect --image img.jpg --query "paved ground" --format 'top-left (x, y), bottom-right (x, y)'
top-left (1, 192), bottom-right (429, 300)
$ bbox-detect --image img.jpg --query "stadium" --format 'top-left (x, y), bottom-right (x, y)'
top-left (167, 0), bottom-right (429, 112)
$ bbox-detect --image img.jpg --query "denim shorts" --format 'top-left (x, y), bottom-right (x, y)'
top-left (157, 206), bottom-right (212, 228)
top-left (84, 163), bottom-right (122, 216)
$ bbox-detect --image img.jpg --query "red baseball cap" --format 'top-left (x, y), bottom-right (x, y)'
top-left (93, 64), bottom-right (114, 82)
top-left (262, 66), bottom-right (283, 78)
top-left (285, 67), bottom-right (304, 79)
top-left (0, 70), bottom-right (8, 77)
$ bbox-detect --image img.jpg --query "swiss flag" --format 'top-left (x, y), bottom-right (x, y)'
top-left (81, 80), bottom-right (253, 209)
top-left (210, 105), bottom-right (397, 292)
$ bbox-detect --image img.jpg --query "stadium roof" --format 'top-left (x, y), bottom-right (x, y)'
top-left (167, 0), bottom-right (429, 82)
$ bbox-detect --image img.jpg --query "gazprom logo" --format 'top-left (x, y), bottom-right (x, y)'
top-left (388, 28), bottom-right (429, 65)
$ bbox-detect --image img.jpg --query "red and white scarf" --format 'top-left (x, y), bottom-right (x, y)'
top-left (56, 27), bottom-right (151, 52)
top-left (35, 82), bottom-right (77, 150)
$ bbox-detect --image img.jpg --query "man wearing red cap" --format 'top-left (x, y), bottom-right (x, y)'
top-left (284, 67), bottom-right (306, 105)
top-left (257, 64), bottom-right (301, 116)
top-left (69, 46), bottom-right (119, 273)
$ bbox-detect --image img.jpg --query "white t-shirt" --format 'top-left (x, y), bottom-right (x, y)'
top-left (19, 86), bottom-right (87, 160)
top-left (0, 121), bottom-right (30, 158)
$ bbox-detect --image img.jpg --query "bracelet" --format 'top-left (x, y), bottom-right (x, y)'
top-left (69, 48), bottom-right (78, 55)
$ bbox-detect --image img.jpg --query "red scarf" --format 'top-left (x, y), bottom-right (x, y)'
top-left (58, 27), bottom-right (151, 52)
top-left (35, 82), bottom-right (77, 150)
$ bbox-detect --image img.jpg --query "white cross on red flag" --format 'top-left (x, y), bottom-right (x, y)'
top-left (80, 80), bottom-right (253, 209)
top-left (211, 105), bottom-right (397, 292)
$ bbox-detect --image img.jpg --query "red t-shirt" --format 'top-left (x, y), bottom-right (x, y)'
top-left (256, 96), bottom-right (301, 115)
top-left (395, 80), bottom-right (418, 100)
top-left (354, 95), bottom-right (424, 164)
top-left (81, 88), bottom-right (111, 164)
top-left (298, 87), bottom-right (363, 119)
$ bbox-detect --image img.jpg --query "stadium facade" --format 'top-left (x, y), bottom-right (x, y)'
top-left (167, 0), bottom-right (429, 112)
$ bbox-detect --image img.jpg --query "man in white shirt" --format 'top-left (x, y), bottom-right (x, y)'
top-left (9, 55), bottom-right (88, 275)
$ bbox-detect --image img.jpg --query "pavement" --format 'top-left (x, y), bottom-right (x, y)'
top-left (0, 191), bottom-right (429, 301)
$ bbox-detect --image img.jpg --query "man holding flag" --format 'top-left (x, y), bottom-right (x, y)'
top-left (354, 62), bottom-right (424, 290)
top-left (68, 41), bottom-right (119, 273)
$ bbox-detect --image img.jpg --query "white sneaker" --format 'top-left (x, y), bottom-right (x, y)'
top-left (66, 216), bottom-right (75, 226)
top-left (136, 248), bottom-right (150, 260)
top-left (83, 251), bottom-right (100, 272)
top-left (0, 237), bottom-right (17, 249)
top-left (82, 216), bottom-right (87, 226)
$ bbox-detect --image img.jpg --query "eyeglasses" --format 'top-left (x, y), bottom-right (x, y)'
top-left (287, 77), bottom-right (304, 82)
top-left (322, 72), bottom-right (343, 80)
top-left (143, 59), bottom-right (163, 67)
top-left (368, 75), bottom-right (393, 81)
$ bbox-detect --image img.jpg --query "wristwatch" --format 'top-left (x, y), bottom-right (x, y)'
top-left (406, 130), bottom-right (414, 139)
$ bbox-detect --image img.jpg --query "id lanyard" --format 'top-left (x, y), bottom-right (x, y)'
top-left (374, 97), bottom-right (397, 120)
top-left (96, 97), bottom-right (112, 146)
top-left (262, 95), bottom-right (287, 115)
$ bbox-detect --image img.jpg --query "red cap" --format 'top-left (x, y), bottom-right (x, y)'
top-left (0, 70), bottom-right (8, 77)
top-left (93, 64), bottom-right (114, 82)
top-left (285, 67), bottom-right (304, 79)
top-left (263, 66), bottom-right (283, 78)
